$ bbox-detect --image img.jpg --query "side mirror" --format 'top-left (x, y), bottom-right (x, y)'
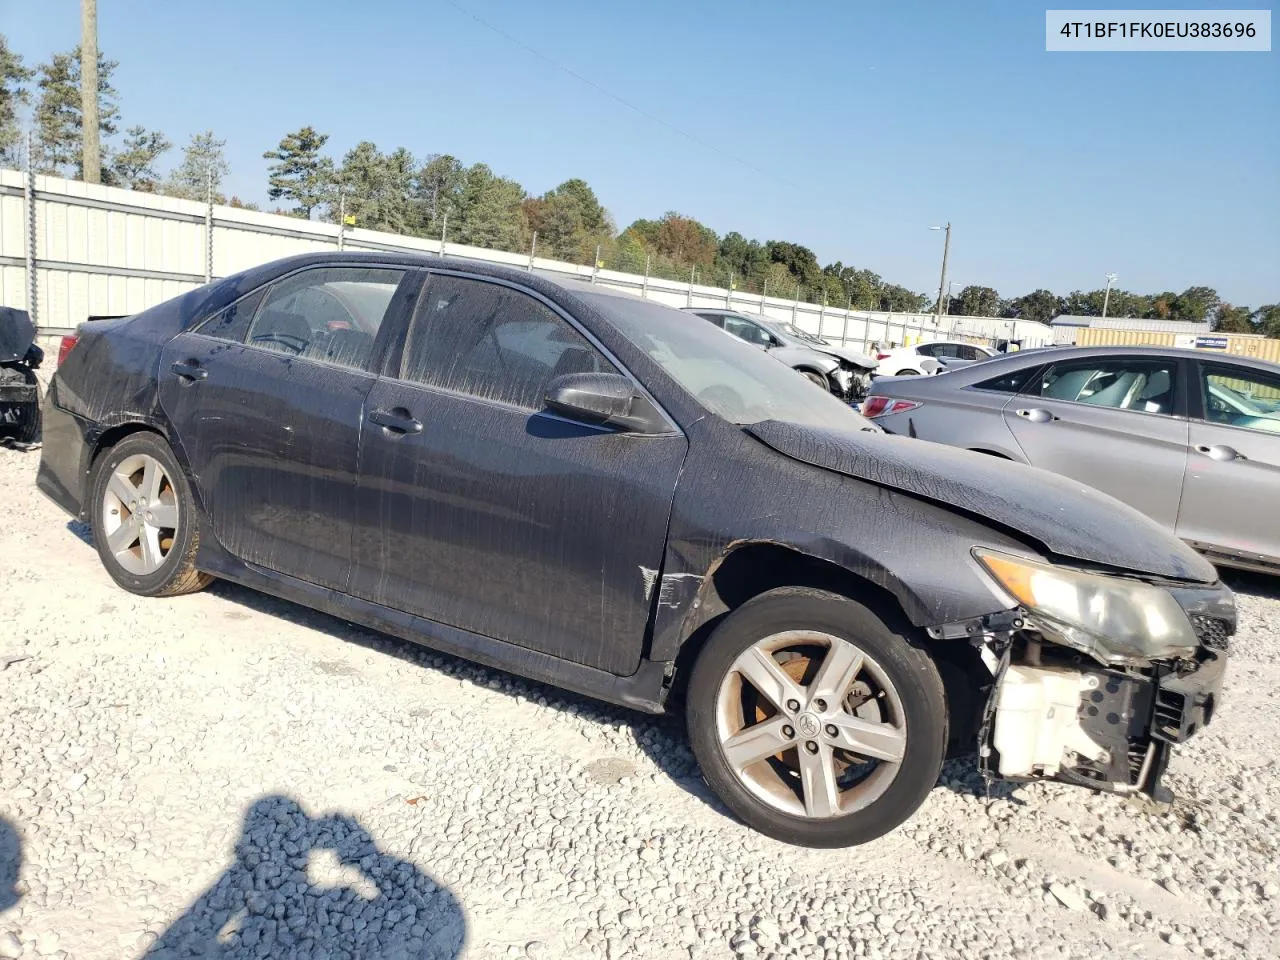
top-left (544, 372), bottom-right (668, 434)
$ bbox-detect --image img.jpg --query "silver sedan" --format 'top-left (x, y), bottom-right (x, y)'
top-left (863, 345), bottom-right (1280, 573)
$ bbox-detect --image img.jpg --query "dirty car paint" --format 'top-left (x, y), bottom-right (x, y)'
top-left (34, 251), bottom-right (1221, 716)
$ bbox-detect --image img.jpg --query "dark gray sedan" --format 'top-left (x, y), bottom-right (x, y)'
top-left (864, 345), bottom-right (1280, 573)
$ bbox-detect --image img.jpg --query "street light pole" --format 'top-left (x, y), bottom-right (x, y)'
top-left (1101, 272), bottom-right (1118, 319)
top-left (931, 223), bottom-right (951, 326)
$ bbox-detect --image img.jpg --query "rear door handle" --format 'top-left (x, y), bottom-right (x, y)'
top-left (1015, 408), bottom-right (1058, 423)
top-left (1195, 443), bottom-right (1244, 462)
top-left (368, 408), bottom-right (423, 436)
top-left (170, 360), bottom-right (208, 381)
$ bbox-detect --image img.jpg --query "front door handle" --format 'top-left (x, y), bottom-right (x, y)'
top-left (1195, 443), bottom-right (1244, 462)
top-left (1015, 408), bottom-right (1058, 423)
top-left (369, 408), bottom-right (423, 436)
top-left (170, 360), bottom-right (208, 381)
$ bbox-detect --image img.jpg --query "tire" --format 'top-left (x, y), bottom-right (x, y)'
top-left (89, 432), bottom-right (213, 597)
top-left (799, 370), bottom-right (829, 389)
top-left (14, 372), bottom-right (41, 444)
top-left (894, 369), bottom-right (920, 377)
top-left (686, 587), bottom-right (947, 847)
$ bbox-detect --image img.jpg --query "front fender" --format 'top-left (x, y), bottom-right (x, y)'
top-left (643, 423), bottom-right (1027, 664)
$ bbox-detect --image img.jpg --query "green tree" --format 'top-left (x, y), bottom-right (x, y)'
top-left (456, 163), bottom-right (527, 251)
top-left (33, 47), bottom-right (119, 178)
top-left (106, 125), bottom-right (170, 191)
top-left (1001, 289), bottom-right (1064, 323)
top-left (1173, 286), bottom-right (1220, 323)
top-left (0, 34), bottom-right (34, 166)
top-left (955, 285), bottom-right (1001, 317)
top-left (526, 178), bottom-right (610, 262)
top-left (1252, 304), bottom-right (1280, 339)
top-left (166, 130), bottom-right (230, 201)
top-left (264, 126), bottom-right (333, 219)
top-left (1214, 303), bottom-right (1253, 334)
top-left (414, 153), bottom-right (465, 234)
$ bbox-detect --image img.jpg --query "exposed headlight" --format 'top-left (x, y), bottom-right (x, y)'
top-left (974, 549), bottom-right (1199, 666)
top-left (832, 367), bottom-right (853, 389)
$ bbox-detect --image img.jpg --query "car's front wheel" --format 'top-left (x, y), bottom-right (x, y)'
top-left (89, 432), bottom-right (213, 597)
top-left (686, 587), bottom-right (947, 847)
top-left (799, 369), bottom-right (829, 390)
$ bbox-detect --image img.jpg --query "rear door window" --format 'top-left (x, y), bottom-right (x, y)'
top-left (244, 266), bottom-right (407, 371)
top-left (1029, 358), bottom-right (1179, 415)
top-left (1199, 364), bottom-right (1280, 434)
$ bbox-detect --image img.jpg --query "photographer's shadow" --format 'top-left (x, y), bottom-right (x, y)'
top-left (143, 794), bottom-right (465, 960)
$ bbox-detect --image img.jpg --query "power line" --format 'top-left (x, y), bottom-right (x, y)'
top-left (440, 0), bottom-right (801, 191)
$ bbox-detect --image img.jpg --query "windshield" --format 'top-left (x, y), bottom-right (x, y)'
top-left (774, 321), bottom-right (829, 346)
top-left (577, 291), bottom-right (875, 430)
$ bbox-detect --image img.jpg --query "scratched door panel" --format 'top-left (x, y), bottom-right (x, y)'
top-left (158, 333), bottom-right (373, 590)
top-left (350, 381), bottom-right (687, 676)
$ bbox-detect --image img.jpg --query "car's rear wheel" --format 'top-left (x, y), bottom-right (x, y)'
top-left (686, 587), bottom-right (946, 847)
top-left (89, 432), bottom-right (212, 597)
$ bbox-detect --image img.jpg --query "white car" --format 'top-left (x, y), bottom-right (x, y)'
top-left (874, 340), bottom-right (997, 377)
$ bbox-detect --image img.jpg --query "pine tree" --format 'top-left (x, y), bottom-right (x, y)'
top-left (0, 34), bottom-right (34, 166)
top-left (165, 130), bottom-right (230, 201)
top-left (263, 126), bottom-right (333, 218)
top-left (107, 126), bottom-right (170, 191)
top-left (33, 47), bottom-right (118, 178)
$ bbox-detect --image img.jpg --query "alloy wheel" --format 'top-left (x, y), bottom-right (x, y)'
top-left (100, 453), bottom-right (180, 576)
top-left (714, 630), bottom-right (907, 819)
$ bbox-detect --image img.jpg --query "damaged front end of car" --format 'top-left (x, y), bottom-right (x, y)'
top-left (931, 549), bottom-right (1232, 801)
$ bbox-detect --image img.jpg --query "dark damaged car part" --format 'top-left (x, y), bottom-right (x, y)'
top-left (0, 306), bottom-right (43, 445)
top-left (37, 253), bottom-right (1234, 847)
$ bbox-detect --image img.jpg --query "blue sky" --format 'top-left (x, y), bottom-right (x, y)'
top-left (5, 0), bottom-right (1277, 305)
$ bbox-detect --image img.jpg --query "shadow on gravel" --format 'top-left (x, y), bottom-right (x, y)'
top-left (0, 816), bottom-right (20, 913)
top-left (141, 794), bottom-right (465, 960)
top-left (936, 756), bottom-right (1026, 803)
top-left (65, 519), bottom-right (92, 546)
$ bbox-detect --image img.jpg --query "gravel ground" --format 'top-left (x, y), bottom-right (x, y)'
top-left (1, 442), bottom-right (1278, 960)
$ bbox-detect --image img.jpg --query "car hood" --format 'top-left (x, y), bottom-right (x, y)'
top-left (745, 419), bottom-right (1217, 583)
top-left (810, 344), bottom-right (879, 369)
top-left (0, 306), bottom-right (35, 364)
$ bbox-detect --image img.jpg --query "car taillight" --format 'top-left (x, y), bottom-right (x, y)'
top-left (861, 396), bottom-right (922, 419)
top-left (875, 352), bottom-right (891, 360)
top-left (57, 334), bottom-right (80, 366)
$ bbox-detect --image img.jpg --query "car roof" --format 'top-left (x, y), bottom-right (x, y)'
top-left (990, 343), bottom-right (1280, 372)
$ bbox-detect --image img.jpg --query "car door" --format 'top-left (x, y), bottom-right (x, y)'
top-left (157, 264), bottom-right (417, 590)
top-left (349, 270), bottom-right (689, 675)
top-left (1177, 360), bottom-right (1280, 565)
top-left (1001, 355), bottom-right (1190, 528)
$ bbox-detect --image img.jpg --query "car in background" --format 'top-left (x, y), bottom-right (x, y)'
top-left (862, 345), bottom-right (1280, 573)
top-left (37, 253), bottom-right (1234, 847)
top-left (682, 307), bottom-right (878, 401)
top-left (874, 340), bottom-right (997, 376)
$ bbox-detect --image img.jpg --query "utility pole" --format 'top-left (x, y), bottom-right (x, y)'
top-left (81, 0), bottom-right (100, 183)
top-left (527, 231), bottom-right (537, 271)
top-left (337, 192), bottom-right (346, 251)
top-left (439, 212), bottom-right (448, 258)
top-left (932, 222), bottom-right (951, 326)
top-left (1101, 272), bottom-right (1118, 318)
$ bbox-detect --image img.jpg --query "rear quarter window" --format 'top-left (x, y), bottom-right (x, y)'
top-left (971, 365), bottom-right (1041, 393)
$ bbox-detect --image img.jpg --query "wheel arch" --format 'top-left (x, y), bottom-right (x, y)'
top-left (665, 542), bottom-right (920, 699)
top-left (662, 540), bottom-right (987, 753)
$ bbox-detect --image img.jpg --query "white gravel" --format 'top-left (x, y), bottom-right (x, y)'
top-left (1, 443), bottom-right (1278, 959)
